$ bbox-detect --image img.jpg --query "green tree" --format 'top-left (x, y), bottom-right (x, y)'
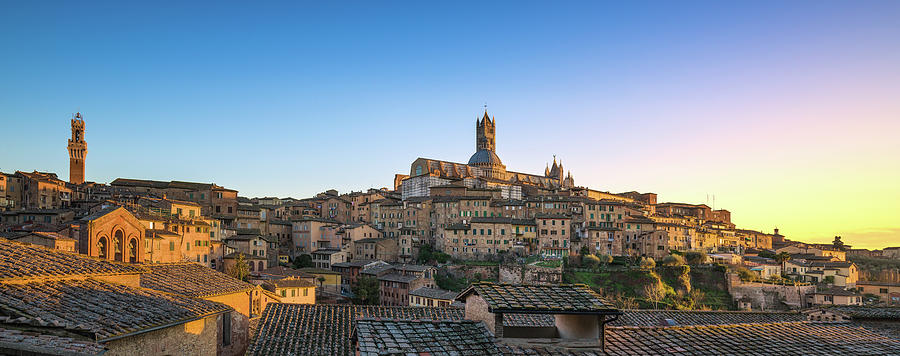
top-left (293, 254), bottom-right (313, 269)
top-left (352, 275), bottom-right (380, 305)
top-left (684, 251), bottom-right (709, 265)
top-left (775, 252), bottom-right (791, 276)
top-left (735, 267), bottom-right (756, 282)
top-left (758, 250), bottom-right (776, 259)
top-left (227, 253), bottom-right (250, 281)
top-left (417, 244), bottom-right (434, 263)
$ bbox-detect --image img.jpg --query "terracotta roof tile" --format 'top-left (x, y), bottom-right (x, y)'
top-left (248, 303), bottom-right (464, 356)
top-left (0, 278), bottom-right (230, 341)
top-left (0, 239), bottom-right (144, 281)
top-left (0, 327), bottom-right (106, 356)
top-left (355, 319), bottom-right (497, 355)
top-left (604, 322), bottom-right (900, 355)
top-left (458, 282), bottom-right (617, 314)
top-left (612, 309), bottom-right (805, 327)
top-left (139, 262), bottom-right (255, 298)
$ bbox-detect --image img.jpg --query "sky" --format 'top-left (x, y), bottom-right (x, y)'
top-left (1, 1), bottom-right (899, 249)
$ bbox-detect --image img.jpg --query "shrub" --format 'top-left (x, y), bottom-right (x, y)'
top-left (684, 251), bottom-right (709, 265)
top-left (640, 257), bottom-right (656, 269)
top-left (662, 254), bottom-right (686, 266)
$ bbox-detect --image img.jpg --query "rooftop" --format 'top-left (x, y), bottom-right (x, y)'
top-left (0, 239), bottom-right (144, 281)
top-left (247, 303), bottom-right (464, 356)
top-left (457, 282), bottom-right (618, 314)
top-left (355, 319), bottom-right (496, 355)
top-left (410, 287), bottom-right (458, 300)
top-left (0, 278), bottom-right (230, 341)
top-left (603, 321), bottom-right (900, 355)
top-left (139, 262), bottom-right (255, 298)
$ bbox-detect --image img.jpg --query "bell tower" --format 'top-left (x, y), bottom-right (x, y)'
top-left (68, 112), bottom-right (87, 184)
top-left (476, 110), bottom-right (496, 152)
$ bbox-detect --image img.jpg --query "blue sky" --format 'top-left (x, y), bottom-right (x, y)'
top-left (2, 1), bottom-right (899, 247)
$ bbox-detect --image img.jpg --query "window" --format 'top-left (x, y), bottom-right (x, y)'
top-left (223, 312), bottom-right (232, 346)
top-left (169, 241), bottom-right (175, 251)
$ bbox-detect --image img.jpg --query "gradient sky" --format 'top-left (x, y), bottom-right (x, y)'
top-left (1, 1), bottom-right (899, 249)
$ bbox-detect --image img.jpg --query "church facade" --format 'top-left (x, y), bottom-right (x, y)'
top-left (404, 111), bottom-right (574, 199)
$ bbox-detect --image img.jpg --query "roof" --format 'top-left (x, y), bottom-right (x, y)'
top-left (0, 278), bottom-right (230, 341)
top-left (457, 282), bottom-right (618, 314)
top-left (603, 321), bottom-right (900, 355)
top-left (19, 231), bottom-right (76, 241)
top-left (409, 287), bottom-right (458, 300)
top-left (611, 310), bottom-right (805, 327)
top-left (503, 313), bottom-right (555, 327)
top-left (808, 306), bottom-right (900, 320)
top-left (258, 266), bottom-right (315, 279)
top-left (0, 239), bottom-right (144, 281)
top-left (247, 303), bottom-right (465, 356)
top-left (0, 327), bottom-right (106, 356)
top-left (355, 319), bottom-right (497, 355)
top-left (360, 262), bottom-right (394, 276)
top-left (468, 149), bottom-right (504, 166)
top-left (378, 273), bottom-right (418, 284)
top-left (267, 278), bottom-right (316, 288)
top-left (139, 262), bottom-right (255, 298)
top-left (470, 217), bottom-right (536, 225)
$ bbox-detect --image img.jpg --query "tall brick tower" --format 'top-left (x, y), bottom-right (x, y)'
top-left (475, 111), bottom-right (496, 152)
top-left (67, 112), bottom-right (87, 184)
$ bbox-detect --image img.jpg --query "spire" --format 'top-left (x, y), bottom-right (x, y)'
top-left (482, 110), bottom-right (491, 125)
top-left (544, 164), bottom-right (550, 176)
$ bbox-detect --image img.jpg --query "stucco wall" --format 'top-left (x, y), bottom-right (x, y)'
top-left (104, 314), bottom-right (218, 356)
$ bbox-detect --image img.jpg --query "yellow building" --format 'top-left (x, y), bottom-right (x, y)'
top-left (263, 278), bottom-right (316, 304)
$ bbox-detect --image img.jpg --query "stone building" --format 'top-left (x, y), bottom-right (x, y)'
top-left (0, 239), bottom-right (241, 356)
top-left (404, 111), bottom-right (573, 200)
top-left (77, 206), bottom-right (145, 263)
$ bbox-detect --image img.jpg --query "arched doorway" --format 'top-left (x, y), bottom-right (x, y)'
top-left (97, 236), bottom-right (108, 259)
top-left (114, 230), bottom-right (124, 261)
top-left (249, 261), bottom-right (255, 272)
top-left (128, 238), bottom-right (138, 263)
top-left (258, 261), bottom-right (264, 271)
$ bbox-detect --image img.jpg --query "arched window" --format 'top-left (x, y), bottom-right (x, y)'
top-left (249, 261), bottom-right (255, 272)
top-left (258, 261), bottom-right (264, 271)
top-left (97, 237), bottom-right (108, 259)
top-left (114, 230), bottom-right (124, 261)
top-left (128, 238), bottom-right (138, 263)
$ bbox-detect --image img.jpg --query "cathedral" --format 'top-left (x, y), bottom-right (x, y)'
top-left (407, 110), bottom-right (574, 194)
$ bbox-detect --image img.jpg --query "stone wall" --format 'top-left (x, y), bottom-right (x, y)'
top-left (498, 264), bottom-right (562, 285)
top-left (727, 274), bottom-right (816, 310)
top-left (104, 314), bottom-right (219, 356)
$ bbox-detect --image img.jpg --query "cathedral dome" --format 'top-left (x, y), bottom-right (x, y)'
top-left (467, 149), bottom-right (503, 166)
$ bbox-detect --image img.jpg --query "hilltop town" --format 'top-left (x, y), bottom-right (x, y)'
top-left (1, 112), bottom-right (898, 355)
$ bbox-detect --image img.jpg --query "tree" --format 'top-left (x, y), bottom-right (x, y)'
top-left (684, 251), bottom-right (709, 265)
top-left (293, 254), bottom-right (313, 269)
top-left (227, 253), bottom-right (250, 281)
top-left (417, 244), bottom-right (434, 263)
top-left (639, 257), bottom-right (656, 270)
top-left (735, 267), bottom-right (756, 282)
top-left (317, 276), bottom-right (326, 288)
top-left (579, 246), bottom-right (590, 257)
top-left (643, 282), bottom-right (666, 309)
top-left (758, 250), bottom-right (776, 259)
top-left (596, 253), bottom-right (613, 268)
top-left (774, 252), bottom-right (791, 276)
top-left (662, 254), bottom-right (686, 266)
top-left (352, 275), bottom-right (380, 305)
